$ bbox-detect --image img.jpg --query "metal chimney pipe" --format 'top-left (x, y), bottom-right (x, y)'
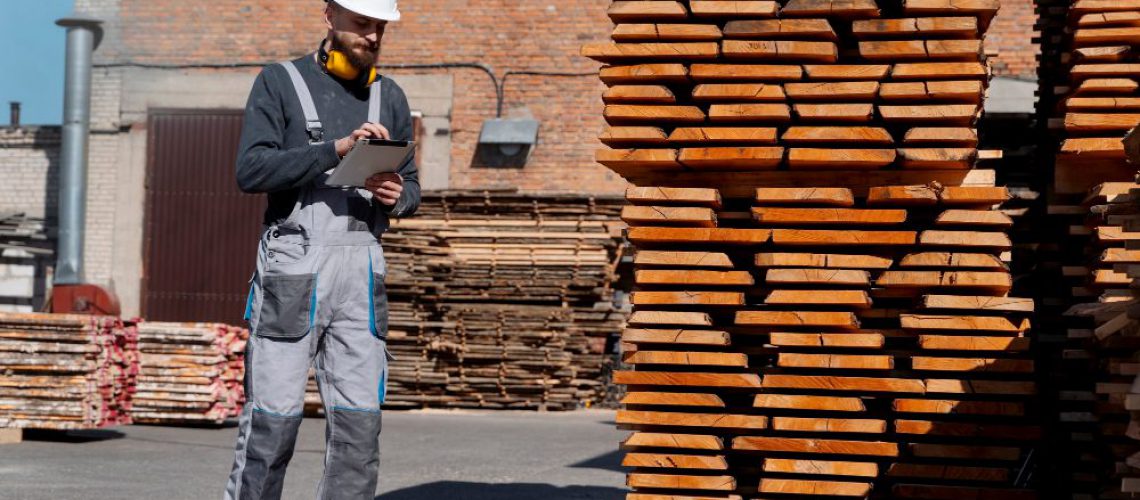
top-left (54, 16), bottom-right (103, 285)
top-left (9, 102), bottom-right (20, 128)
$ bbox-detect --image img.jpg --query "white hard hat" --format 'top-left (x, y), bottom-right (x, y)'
top-left (328, 0), bottom-right (401, 22)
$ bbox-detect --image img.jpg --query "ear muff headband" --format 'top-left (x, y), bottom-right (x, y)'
top-left (318, 39), bottom-right (378, 87)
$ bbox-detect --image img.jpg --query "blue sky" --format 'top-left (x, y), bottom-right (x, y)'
top-left (0, 0), bottom-right (75, 126)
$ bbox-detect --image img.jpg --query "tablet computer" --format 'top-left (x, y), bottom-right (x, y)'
top-left (325, 138), bottom-right (415, 187)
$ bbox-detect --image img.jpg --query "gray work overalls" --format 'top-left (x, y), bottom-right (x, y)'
top-left (225, 61), bottom-right (393, 500)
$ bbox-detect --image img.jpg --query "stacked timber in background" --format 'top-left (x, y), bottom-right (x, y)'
top-left (1037, 0), bottom-right (1140, 494)
top-left (303, 191), bottom-right (628, 413)
top-left (131, 322), bottom-right (248, 425)
top-left (0, 313), bottom-right (137, 430)
top-left (584, 0), bottom-right (1040, 498)
top-left (1065, 180), bottom-right (1140, 497)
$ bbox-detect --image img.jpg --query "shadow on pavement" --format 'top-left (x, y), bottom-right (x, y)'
top-left (569, 449), bottom-right (626, 473)
top-left (23, 429), bottom-right (126, 443)
top-left (375, 481), bottom-right (625, 500)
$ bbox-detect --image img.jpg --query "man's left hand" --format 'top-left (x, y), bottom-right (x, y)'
top-left (366, 172), bottom-right (403, 206)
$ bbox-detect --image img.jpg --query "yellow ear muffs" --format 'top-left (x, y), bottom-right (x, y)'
top-left (320, 40), bottom-right (378, 87)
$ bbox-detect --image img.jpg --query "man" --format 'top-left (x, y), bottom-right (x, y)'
top-left (224, 1), bottom-right (419, 499)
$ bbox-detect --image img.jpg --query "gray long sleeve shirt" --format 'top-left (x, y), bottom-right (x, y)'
top-left (235, 52), bottom-right (420, 226)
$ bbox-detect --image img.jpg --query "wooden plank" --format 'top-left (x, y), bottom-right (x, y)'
top-left (628, 311), bottom-right (714, 327)
top-left (618, 410), bottom-right (768, 429)
top-left (622, 452), bottom-right (729, 470)
top-left (764, 458), bottom-right (878, 477)
top-left (621, 432), bottom-right (725, 450)
top-left (903, 127), bottom-right (978, 146)
top-left (624, 350), bottom-right (749, 367)
top-left (781, 126), bottom-right (894, 144)
top-left (627, 473), bottom-right (735, 491)
top-left (879, 104), bottom-right (979, 125)
top-left (919, 230), bottom-right (1012, 249)
top-left (759, 478), bottom-right (872, 496)
top-left (919, 335), bottom-right (1031, 351)
top-left (689, 0), bottom-right (778, 18)
top-left (582, 42), bottom-right (720, 62)
top-left (897, 148), bottom-right (976, 169)
top-left (605, 104), bottom-right (706, 123)
top-left (794, 103), bottom-right (875, 122)
top-left (778, 353), bottom-right (893, 370)
top-left (771, 229), bottom-right (917, 246)
top-left (852, 16), bottom-right (978, 38)
top-left (628, 227), bottom-right (772, 245)
top-left (754, 207), bottom-right (906, 225)
top-left (755, 187), bottom-right (855, 206)
top-left (690, 64), bottom-right (804, 82)
top-left (768, 332), bottom-right (885, 349)
top-left (890, 62), bottom-right (987, 80)
top-left (911, 357), bottom-right (1034, 373)
top-left (667, 127), bottom-right (779, 144)
top-left (614, 371), bottom-right (763, 388)
top-left (634, 251), bottom-right (734, 268)
top-left (600, 126), bottom-right (669, 147)
top-left (599, 63), bottom-right (690, 85)
top-left (723, 19), bottom-right (838, 40)
top-left (707, 103), bottom-right (792, 122)
top-left (622, 206), bottom-right (717, 227)
top-left (603, 85), bottom-right (677, 104)
top-left (753, 394), bottom-right (866, 411)
top-left (898, 252), bottom-right (1006, 269)
top-left (755, 253), bottom-right (893, 269)
top-left (736, 311), bottom-right (860, 328)
top-left (859, 40), bottom-right (981, 61)
top-left (621, 329), bottom-right (731, 346)
top-left (635, 269), bottom-right (754, 286)
top-left (734, 436), bottom-right (899, 456)
top-left (920, 295), bottom-right (1031, 312)
top-left (721, 40), bottom-right (838, 63)
top-left (627, 187), bottom-right (723, 208)
top-left (613, 24), bottom-right (724, 42)
top-left (622, 392), bottom-right (726, 407)
top-left (608, 1), bottom-right (689, 23)
top-left (765, 289), bottom-right (872, 308)
top-left (803, 64), bottom-right (891, 81)
top-left (764, 268), bottom-right (872, 286)
top-left (900, 314), bottom-right (1027, 332)
top-left (781, 0), bottom-right (881, 18)
top-left (678, 147), bottom-right (785, 169)
top-left (596, 148), bottom-right (681, 171)
top-left (691, 83), bottom-right (785, 101)
top-left (934, 210), bottom-right (1012, 227)
top-left (762, 374), bottom-right (926, 393)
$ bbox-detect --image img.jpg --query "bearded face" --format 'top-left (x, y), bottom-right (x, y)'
top-left (325, 2), bottom-right (387, 72)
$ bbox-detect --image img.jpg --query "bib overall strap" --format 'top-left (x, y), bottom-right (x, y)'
top-left (368, 77), bottom-right (382, 125)
top-left (280, 61), bottom-right (324, 144)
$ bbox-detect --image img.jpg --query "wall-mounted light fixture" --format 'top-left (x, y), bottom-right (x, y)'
top-left (476, 117), bottom-right (539, 168)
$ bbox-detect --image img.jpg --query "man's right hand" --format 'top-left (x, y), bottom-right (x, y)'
top-left (335, 122), bottom-right (391, 158)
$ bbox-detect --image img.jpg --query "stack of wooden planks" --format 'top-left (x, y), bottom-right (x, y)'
top-left (584, 0), bottom-right (1040, 497)
top-left (1045, 0), bottom-right (1140, 196)
top-left (1062, 181), bottom-right (1140, 497)
top-left (0, 313), bottom-right (137, 430)
top-left (131, 322), bottom-right (248, 425)
top-left (303, 191), bottom-right (628, 413)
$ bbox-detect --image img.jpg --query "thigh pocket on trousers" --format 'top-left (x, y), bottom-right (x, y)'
top-left (257, 274), bottom-right (317, 339)
top-left (369, 273), bottom-right (388, 339)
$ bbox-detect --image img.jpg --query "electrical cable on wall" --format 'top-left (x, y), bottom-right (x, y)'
top-left (98, 61), bottom-right (597, 118)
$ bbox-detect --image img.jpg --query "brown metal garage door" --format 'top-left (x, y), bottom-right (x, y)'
top-left (143, 110), bottom-right (263, 324)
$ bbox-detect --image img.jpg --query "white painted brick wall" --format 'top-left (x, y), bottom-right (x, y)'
top-left (0, 128), bottom-right (59, 219)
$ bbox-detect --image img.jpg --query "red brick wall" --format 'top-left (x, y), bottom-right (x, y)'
top-left (117, 0), bottom-right (622, 193)
top-left (987, 0), bottom-right (1038, 80)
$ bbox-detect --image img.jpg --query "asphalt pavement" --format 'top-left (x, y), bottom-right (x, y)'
top-left (0, 409), bottom-right (627, 500)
